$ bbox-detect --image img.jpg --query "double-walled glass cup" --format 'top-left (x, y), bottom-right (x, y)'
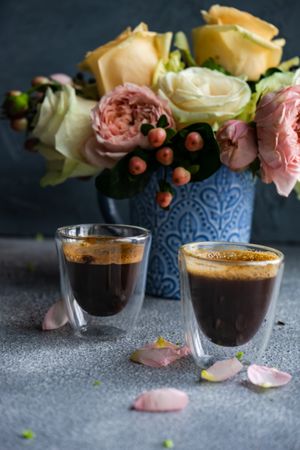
top-left (56, 224), bottom-right (151, 339)
top-left (179, 242), bottom-right (284, 366)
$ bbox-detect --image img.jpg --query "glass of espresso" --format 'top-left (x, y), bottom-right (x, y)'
top-left (56, 224), bottom-right (151, 339)
top-left (179, 242), bottom-right (284, 366)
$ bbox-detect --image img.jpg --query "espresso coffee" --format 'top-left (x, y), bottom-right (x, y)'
top-left (186, 249), bottom-right (279, 347)
top-left (63, 238), bottom-right (144, 317)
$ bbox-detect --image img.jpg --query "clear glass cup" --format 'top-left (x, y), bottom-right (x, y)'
top-left (179, 242), bottom-right (284, 366)
top-left (56, 224), bottom-right (151, 339)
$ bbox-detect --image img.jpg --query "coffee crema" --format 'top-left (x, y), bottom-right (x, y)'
top-left (63, 238), bottom-right (144, 317)
top-left (184, 248), bottom-right (280, 347)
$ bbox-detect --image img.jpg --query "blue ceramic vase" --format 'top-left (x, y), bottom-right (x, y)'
top-left (98, 165), bottom-right (256, 299)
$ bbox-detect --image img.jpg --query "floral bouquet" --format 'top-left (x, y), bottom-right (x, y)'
top-left (3, 4), bottom-right (300, 209)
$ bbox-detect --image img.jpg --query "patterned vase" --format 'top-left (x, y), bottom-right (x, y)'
top-left (130, 166), bottom-right (255, 299)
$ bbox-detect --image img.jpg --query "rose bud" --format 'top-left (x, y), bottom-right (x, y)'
top-left (148, 127), bottom-right (167, 148)
top-left (31, 76), bottom-right (49, 86)
top-left (3, 91), bottom-right (29, 119)
top-left (172, 167), bottom-right (191, 186)
top-left (11, 118), bottom-right (28, 132)
top-left (156, 191), bottom-right (173, 208)
top-left (7, 90), bottom-right (22, 97)
top-left (185, 132), bottom-right (204, 151)
top-left (128, 156), bottom-right (147, 175)
top-left (50, 73), bottom-right (73, 85)
top-left (156, 147), bottom-right (174, 166)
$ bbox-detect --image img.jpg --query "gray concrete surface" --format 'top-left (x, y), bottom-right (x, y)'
top-left (0, 239), bottom-right (299, 450)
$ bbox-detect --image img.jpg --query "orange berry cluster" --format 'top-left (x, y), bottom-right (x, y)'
top-left (128, 127), bottom-right (205, 209)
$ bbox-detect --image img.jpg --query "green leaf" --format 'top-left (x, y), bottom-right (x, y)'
top-left (158, 179), bottom-right (174, 195)
top-left (157, 114), bottom-right (169, 128)
top-left (93, 380), bottom-right (102, 387)
top-left (201, 58), bottom-right (231, 75)
top-left (279, 56), bottom-right (300, 71)
top-left (172, 123), bottom-right (221, 182)
top-left (165, 128), bottom-right (176, 141)
top-left (174, 31), bottom-right (197, 67)
top-left (21, 429), bottom-right (36, 440)
top-left (141, 123), bottom-right (154, 136)
top-left (95, 148), bottom-right (157, 199)
top-left (188, 164), bottom-right (200, 175)
top-left (294, 181), bottom-right (300, 199)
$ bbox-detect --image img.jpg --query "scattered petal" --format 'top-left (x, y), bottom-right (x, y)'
top-left (21, 429), bottom-right (36, 440)
top-left (201, 357), bottom-right (243, 382)
top-left (42, 300), bottom-right (68, 331)
top-left (163, 439), bottom-right (174, 448)
top-left (130, 337), bottom-right (190, 368)
top-left (247, 364), bottom-right (292, 388)
top-left (133, 388), bottom-right (188, 412)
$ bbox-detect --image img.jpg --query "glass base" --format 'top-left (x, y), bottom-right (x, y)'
top-left (74, 325), bottom-right (127, 340)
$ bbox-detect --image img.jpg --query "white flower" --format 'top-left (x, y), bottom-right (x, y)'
top-left (32, 85), bottom-right (100, 186)
top-left (157, 67), bottom-right (251, 126)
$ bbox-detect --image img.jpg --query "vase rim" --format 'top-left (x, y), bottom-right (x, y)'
top-left (180, 241), bottom-right (284, 266)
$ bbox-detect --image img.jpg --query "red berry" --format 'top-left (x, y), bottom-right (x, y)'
top-left (156, 147), bottom-right (174, 166)
top-left (172, 167), bottom-right (191, 186)
top-left (31, 76), bottom-right (49, 87)
top-left (11, 118), bottom-right (28, 132)
top-left (128, 156), bottom-right (147, 175)
top-left (185, 132), bottom-right (204, 152)
top-left (156, 191), bottom-right (173, 208)
top-left (148, 127), bottom-right (167, 148)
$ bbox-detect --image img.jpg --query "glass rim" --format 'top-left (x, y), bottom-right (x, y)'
top-left (180, 241), bottom-right (284, 266)
top-left (56, 223), bottom-right (151, 241)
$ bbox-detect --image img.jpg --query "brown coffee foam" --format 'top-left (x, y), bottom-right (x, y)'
top-left (184, 249), bottom-right (281, 280)
top-left (63, 238), bottom-right (144, 265)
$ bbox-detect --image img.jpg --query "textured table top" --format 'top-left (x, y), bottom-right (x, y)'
top-left (1, 238), bottom-right (300, 450)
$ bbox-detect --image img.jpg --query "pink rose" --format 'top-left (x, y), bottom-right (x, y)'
top-left (216, 120), bottom-right (258, 171)
top-left (255, 86), bottom-right (300, 196)
top-left (82, 83), bottom-right (175, 168)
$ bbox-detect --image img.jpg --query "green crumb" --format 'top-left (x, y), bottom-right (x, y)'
top-left (163, 439), bottom-right (174, 448)
top-left (21, 429), bottom-right (36, 440)
top-left (93, 380), bottom-right (102, 387)
top-left (235, 351), bottom-right (244, 361)
top-left (35, 232), bottom-right (44, 241)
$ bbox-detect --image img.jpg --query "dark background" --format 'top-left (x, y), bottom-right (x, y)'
top-left (1, 0), bottom-right (300, 241)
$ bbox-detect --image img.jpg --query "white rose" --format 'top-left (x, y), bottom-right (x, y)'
top-left (157, 67), bottom-right (251, 126)
top-left (32, 85), bottom-right (100, 186)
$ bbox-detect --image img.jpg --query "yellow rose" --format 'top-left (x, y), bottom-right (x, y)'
top-left (192, 5), bottom-right (285, 81)
top-left (79, 23), bottom-right (172, 96)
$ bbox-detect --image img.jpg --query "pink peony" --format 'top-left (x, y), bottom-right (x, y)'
top-left (82, 83), bottom-right (175, 168)
top-left (216, 120), bottom-right (258, 171)
top-left (255, 86), bottom-right (300, 196)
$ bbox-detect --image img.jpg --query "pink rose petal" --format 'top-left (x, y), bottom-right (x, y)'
top-left (42, 300), bottom-right (68, 331)
top-left (130, 337), bottom-right (190, 367)
top-left (247, 364), bottom-right (292, 388)
top-left (133, 388), bottom-right (188, 412)
top-left (201, 357), bottom-right (243, 382)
